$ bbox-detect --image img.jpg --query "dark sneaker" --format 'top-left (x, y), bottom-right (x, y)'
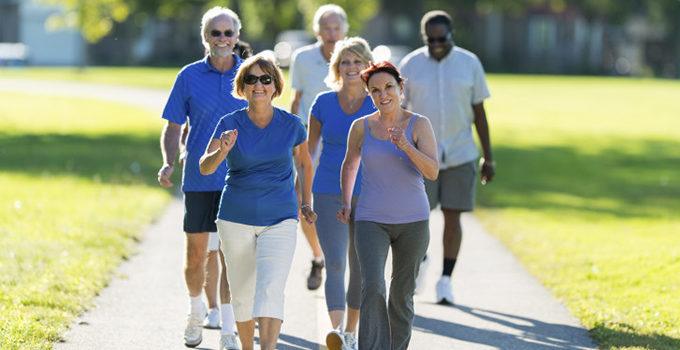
top-left (307, 260), bottom-right (324, 290)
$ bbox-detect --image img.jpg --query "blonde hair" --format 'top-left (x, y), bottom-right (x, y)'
top-left (232, 53), bottom-right (284, 99)
top-left (200, 7), bottom-right (241, 51)
top-left (325, 37), bottom-right (373, 90)
top-left (312, 4), bottom-right (348, 34)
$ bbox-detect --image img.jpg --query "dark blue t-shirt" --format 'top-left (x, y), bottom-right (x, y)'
top-left (310, 91), bottom-right (376, 195)
top-left (162, 55), bottom-right (247, 192)
top-left (212, 107), bottom-right (307, 226)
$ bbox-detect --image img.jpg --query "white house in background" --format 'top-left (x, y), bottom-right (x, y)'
top-left (0, 0), bottom-right (84, 65)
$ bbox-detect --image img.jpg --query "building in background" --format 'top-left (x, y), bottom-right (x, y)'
top-left (0, 0), bottom-right (84, 66)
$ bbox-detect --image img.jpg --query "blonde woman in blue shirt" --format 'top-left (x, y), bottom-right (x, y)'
top-left (308, 37), bottom-right (376, 350)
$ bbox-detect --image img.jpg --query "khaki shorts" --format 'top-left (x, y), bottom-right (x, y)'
top-left (425, 161), bottom-right (476, 212)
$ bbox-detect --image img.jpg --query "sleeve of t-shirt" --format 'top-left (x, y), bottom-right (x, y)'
top-left (310, 93), bottom-right (323, 123)
top-left (294, 118), bottom-right (307, 147)
top-left (471, 58), bottom-right (491, 104)
top-left (211, 116), bottom-right (226, 142)
top-left (290, 50), bottom-right (303, 91)
top-left (162, 70), bottom-right (188, 125)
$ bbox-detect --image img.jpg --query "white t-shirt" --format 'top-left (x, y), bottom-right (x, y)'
top-left (400, 46), bottom-right (490, 169)
top-left (290, 42), bottom-right (331, 125)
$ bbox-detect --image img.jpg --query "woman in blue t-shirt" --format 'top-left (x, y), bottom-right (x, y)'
top-left (200, 53), bottom-right (316, 350)
top-left (307, 37), bottom-right (375, 350)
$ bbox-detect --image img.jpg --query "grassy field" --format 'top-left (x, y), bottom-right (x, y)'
top-left (1, 68), bottom-right (679, 349)
top-left (0, 91), bottom-right (171, 349)
top-left (479, 75), bottom-right (680, 350)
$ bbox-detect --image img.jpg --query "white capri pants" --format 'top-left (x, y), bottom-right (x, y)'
top-left (217, 218), bottom-right (297, 322)
top-left (208, 231), bottom-right (220, 251)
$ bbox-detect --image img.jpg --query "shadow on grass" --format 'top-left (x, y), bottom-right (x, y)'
top-left (0, 132), bottom-right (164, 186)
top-left (478, 138), bottom-right (680, 219)
top-left (590, 323), bottom-right (680, 350)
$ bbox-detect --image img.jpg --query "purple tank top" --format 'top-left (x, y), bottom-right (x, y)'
top-left (355, 115), bottom-right (430, 224)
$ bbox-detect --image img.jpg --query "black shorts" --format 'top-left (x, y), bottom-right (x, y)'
top-left (183, 191), bottom-right (221, 233)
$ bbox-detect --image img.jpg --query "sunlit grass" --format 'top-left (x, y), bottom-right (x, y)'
top-left (478, 75), bottom-right (680, 350)
top-left (0, 92), bottom-right (171, 349)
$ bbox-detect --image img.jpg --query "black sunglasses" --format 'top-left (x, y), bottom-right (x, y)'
top-left (244, 74), bottom-right (273, 85)
top-left (426, 32), bottom-right (452, 44)
top-left (210, 29), bottom-right (235, 38)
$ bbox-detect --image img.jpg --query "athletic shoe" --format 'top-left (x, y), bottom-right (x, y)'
top-left (344, 332), bottom-right (358, 350)
top-left (436, 275), bottom-right (455, 305)
top-left (414, 254), bottom-right (429, 294)
top-left (184, 304), bottom-right (206, 347)
top-left (307, 260), bottom-right (324, 290)
top-left (204, 307), bottom-right (221, 329)
top-left (326, 330), bottom-right (346, 350)
top-left (220, 333), bottom-right (241, 350)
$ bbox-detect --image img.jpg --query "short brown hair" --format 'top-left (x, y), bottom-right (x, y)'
top-left (360, 61), bottom-right (403, 86)
top-left (232, 53), bottom-right (284, 99)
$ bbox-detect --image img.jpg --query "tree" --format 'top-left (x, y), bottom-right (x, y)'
top-left (42, 0), bottom-right (131, 43)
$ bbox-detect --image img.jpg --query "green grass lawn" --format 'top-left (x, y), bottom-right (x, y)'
top-left (1, 68), bottom-right (679, 349)
top-left (478, 75), bottom-right (680, 350)
top-left (0, 91), bottom-right (171, 349)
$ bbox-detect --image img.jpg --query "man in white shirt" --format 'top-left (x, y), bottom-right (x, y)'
top-left (289, 4), bottom-right (348, 291)
top-left (400, 10), bottom-right (495, 305)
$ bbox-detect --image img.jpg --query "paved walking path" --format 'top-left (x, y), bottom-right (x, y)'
top-left (1, 78), bottom-right (596, 349)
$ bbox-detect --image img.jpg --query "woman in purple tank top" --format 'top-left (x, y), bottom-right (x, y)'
top-left (337, 61), bottom-right (438, 350)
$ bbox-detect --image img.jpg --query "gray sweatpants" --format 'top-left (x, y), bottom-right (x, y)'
top-left (354, 220), bottom-right (429, 350)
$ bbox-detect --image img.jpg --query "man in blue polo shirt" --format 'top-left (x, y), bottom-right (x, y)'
top-left (157, 6), bottom-right (246, 350)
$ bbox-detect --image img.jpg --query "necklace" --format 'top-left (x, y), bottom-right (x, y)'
top-left (339, 92), bottom-right (366, 114)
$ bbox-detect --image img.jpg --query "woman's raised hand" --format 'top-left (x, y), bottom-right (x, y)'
top-left (219, 129), bottom-right (238, 153)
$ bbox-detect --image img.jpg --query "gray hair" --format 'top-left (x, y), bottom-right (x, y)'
top-left (200, 7), bottom-right (241, 51)
top-left (312, 4), bottom-right (348, 34)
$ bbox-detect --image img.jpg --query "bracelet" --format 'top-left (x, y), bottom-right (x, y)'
top-left (301, 204), bottom-right (312, 210)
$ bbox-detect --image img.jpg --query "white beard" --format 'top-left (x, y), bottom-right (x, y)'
top-left (210, 46), bottom-right (232, 58)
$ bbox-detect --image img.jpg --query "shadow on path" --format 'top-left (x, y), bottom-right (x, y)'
top-left (414, 304), bottom-right (594, 349)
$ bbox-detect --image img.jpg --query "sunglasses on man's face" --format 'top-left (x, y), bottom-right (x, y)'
top-left (426, 32), bottom-right (452, 44)
top-left (244, 74), bottom-right (273, 85)
top-left (210, 29), bottom-right (235, 38)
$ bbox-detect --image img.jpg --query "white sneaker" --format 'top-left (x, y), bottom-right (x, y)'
top-left (184, 304), bottom-right (206, 347)
top-left (414, 255), bottom-right (429, 294)
top-left (343, 332), bottom-right (358, 350)
top-left (436, 275), bottom-right (455, 305)
top-left (220, 333), bottom-right (241, 350)
top-left (326, 330), bottom-right (346, 350)
top-left (204, 307), bottom-right (221, 329)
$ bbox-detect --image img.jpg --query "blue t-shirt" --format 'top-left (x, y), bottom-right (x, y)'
top-left (310, 91), bottom-right (376, 195)
top-left (212, 107), bottom-right (307, 226)
top-left (162, 55), bottom-right (248, 192)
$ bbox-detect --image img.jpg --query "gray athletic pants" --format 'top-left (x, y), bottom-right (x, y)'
top-left (354, 220), bottom-right (429, 350)
top-left (313, 193), bottom-right (361, 311)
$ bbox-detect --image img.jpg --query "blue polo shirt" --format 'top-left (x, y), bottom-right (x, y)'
top-left (310, 91), bottom-right (376, 195)
top-left (162, 55), bottom-right (247, 192)
top-left (212, 107), bottom-right (307, 226)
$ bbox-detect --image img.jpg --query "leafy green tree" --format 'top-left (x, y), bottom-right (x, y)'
top-left (42, 0), bottom-right (131, 43)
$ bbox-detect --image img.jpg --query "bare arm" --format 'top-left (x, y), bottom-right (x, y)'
top-left (199, 129), bottom-right (237, 175)
top-left (473, 102), bottom-right (495, 183)
top-left (307, 115), bottom-right (322, 160)
top-left (389, 115), bottom-right (439, 180)
top-left (290, 90), bottom-right (303, 116)
top-left (293, 140), bottom-right (317, 223)
top-left (337, 118), bottom-right (365, 224)
top-left (157, 121), bottom-right (182, 188)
